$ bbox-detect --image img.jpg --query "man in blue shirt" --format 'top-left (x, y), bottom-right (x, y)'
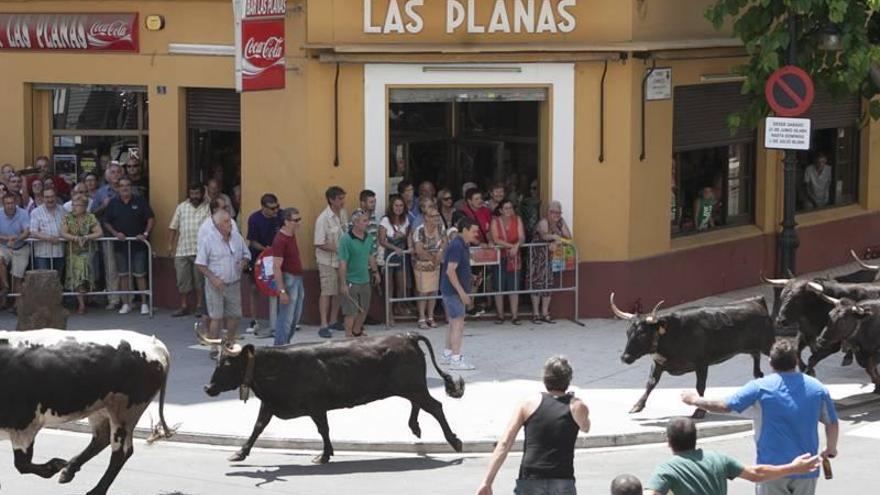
top-left (681, 340), bottom-right (839, 495)
top-left (0, 193), bottom-right (30, 304)
top-left (440, 217), bottom-right (480, 371)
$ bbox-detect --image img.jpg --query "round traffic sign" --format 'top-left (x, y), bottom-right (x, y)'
top-left (765, 66), bottom-right (815, 117)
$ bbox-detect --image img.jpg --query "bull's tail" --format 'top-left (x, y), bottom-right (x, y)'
top-left (413, 334), bottom-right (465, 399)
top-left (147, 361), bottom-right (177, 444)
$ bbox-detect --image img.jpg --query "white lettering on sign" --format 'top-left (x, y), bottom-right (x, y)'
top-left (245, 0), bottom-right (286, 17)
top-left (765, 117), bottom-right (812, 151)
top-left (365, 0), bottom-right (577, 35)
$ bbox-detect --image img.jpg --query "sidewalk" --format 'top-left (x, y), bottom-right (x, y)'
top-left (3, 259), bottom-right (878, 454)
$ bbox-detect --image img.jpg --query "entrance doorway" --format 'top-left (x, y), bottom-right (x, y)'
top-left (186, 88), bottom-right (241, 213)
top-left (389, 89), bottom-right (542, 204)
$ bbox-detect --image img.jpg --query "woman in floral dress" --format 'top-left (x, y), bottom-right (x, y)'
top-left (61, 197), bottom-right (103, 314)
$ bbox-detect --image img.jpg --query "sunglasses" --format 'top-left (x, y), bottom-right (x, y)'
top-left (266, 205), bottom-right (279, 211)
top-left (441, 196), bottom-right (453, 201)
top-left (289, 217), bottom-right (302, 223)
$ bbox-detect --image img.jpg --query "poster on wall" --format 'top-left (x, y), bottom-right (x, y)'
top-left (53, 154), bottom-right (78, 185)
top-left (0, 13), bottom-right (139, 52)
top-left (233, 0), bottom-right (286, 92)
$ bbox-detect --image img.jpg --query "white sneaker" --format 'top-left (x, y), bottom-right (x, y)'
top-left (448, 358), bottom-right (475, 371)
top-left (105, 302), bottom-right (118, 310)
top-left (118, 304), bottom-right (131, 315)
top-left (439, 350), bottom-right (452, 365)
top-left (140, 304), bottom-right (149, 315)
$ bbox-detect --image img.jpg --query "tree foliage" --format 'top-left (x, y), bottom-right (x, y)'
top-left (706, 0), bottom-right (880, 130)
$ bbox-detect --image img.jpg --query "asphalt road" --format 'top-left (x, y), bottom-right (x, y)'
top-left (1, 404), bottom-right (877, 495)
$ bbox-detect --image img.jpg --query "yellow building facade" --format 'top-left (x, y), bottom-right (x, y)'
top-left (1, 0), bottom-right (878, 318)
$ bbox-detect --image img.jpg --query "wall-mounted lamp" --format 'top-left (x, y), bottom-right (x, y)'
top-left (145, 15), bottom-right (165, 31)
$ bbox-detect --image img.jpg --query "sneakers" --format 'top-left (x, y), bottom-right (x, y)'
top-left (106, 302), bottom-right (119, 311)
top-left (318, 327), bottom-right (333, 338)
top-left (330, 321), bottom-right (345, 331)
top-left (448, 357), bottom-right (476, 371)
top-left (140, 304), bottom-right (150, 315)
top-left (246, 319), bottom-right (257, 333)
top-left (118, 303), bottom-right (131, 315)
top-left (439, 349), bottom-right (453, 365)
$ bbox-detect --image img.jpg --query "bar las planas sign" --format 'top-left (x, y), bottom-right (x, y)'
top-left (0, 13), bottom-right (139, 52)
top-left (234, 0), bottom-right (286, 92)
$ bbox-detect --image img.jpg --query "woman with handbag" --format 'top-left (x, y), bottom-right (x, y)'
top-left (411, 205), bottom-right (446, 329)
top-left (528, 201), bottom-right (572, 324)
top-left (491, 199), bottom-right (524, 325)
top-left (379, 195), bottom-right (411, 317)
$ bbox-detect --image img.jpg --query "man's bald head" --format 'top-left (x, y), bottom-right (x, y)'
top-left (610, 474), bottom-right (642, 495)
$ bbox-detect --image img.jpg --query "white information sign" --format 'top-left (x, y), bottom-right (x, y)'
top-left (765, 117), bottom-right (812, 150)
top-left (646, 68), bottom-right (671, 101)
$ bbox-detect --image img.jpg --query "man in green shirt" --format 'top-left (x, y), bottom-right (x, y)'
top-left (338, 210), bottom-right (380, 338)
top-left (644, 417), bottom-right (819, 495)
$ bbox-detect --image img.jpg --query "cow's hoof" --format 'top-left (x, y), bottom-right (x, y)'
top-left (873, 384), bottom-right (880, 395)
top-left (86, 488), bottom-right (107, 495)
top-left (691, 409), bottom-right (707, 419)
top-left (628, 404), bottom-right (645, 414)
top-left (450, 437), bottom-right (463, 453)
top-left (47, 458), bottom-right (67, 476)
top-left (58, 467), bottom-right (77, 484)
top-left (842, 354), bottom-right (854, 366)
top-left (311, 454), bottom-right (330, 465)
top-left (228, 451), bottom-right (248, 462)
top-left (410, 425), bottom-right (422, 438)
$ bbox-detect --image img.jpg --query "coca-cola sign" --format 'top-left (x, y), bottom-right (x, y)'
top-left (239, 19), bottom-right (285, 91)
top-left (0, 13), bottom-right (138, 52)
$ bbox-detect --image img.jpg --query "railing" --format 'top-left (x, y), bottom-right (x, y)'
top-left (383, 241), bottom-right (581, 328)
top-left (5, 236), bottom-right (154, 317)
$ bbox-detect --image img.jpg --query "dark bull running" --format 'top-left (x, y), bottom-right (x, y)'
top-left (610, 294), bottom-right (774, 417)
top-left (0, 329), bottom-right (173, 495)
top-left (808, 294), bottom-right (880, 393)
top-left (767, 266), bottom-right (880, 373)
top-left (200, 331), bottom-right (465, 464)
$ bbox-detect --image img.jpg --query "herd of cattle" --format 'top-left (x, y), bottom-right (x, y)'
top-left (1, 250), bottom-right (879, 494)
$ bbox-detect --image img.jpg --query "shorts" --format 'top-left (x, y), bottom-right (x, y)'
top-left (414, 269), bottom-right (440, 293)
top-left (174, 256), bottom-right (203, 294)
top-left (318, 263), bottom-right (339, 296)
top-left (205, 279), bottom-right (242, 319)
top-left (756, 477), bottom-right (818, 495)
top-left (341, 282), bottom-right (371, 316)
top-left (514, 479), bottom-right (576, 495)
top-left (115, 244), bottom-right (148, 277)
top-left (0, 245), bottom-right (30, 278)
top-left (443, 295), bottom-right (466, 320)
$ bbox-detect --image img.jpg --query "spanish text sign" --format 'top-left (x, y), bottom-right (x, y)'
top-left (765, 117), bottom-right (811, 151)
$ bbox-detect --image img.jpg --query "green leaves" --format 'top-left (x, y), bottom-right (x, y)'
top-left (706, 0), bottom-right (880, 130)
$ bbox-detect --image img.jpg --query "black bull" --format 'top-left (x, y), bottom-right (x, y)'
top-left (202, 332), bottom-right (465, 463)
top-left (769, 277), bottom-right (880, 373)
top-left (811, 297), bottom-right (880, 393)
top-left (0, 330), bottom-right (173, 495)
top-left (611, 295), bottom-right (774, 418)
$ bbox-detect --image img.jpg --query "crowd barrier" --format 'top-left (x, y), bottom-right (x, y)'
top-left (5, 236), bottom-right (154, 317)
top-left (383, 241), bottom-right (581, 328)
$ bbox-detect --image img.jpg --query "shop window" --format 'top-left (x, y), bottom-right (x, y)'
top-left (795, 127), bottom-right (859, 212)
top-left (49, 86), bottom-right (148, 190)
top-left (672, 141), bottom-right (755, 236)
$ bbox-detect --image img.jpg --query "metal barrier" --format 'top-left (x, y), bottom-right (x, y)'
top-left (383, 241), bottom-right (581, 328)
top-left (5, 236), bottom-right (154, 317)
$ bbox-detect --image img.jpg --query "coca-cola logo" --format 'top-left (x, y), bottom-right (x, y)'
top-left (88, 20), bottom-right (130, 40)
top-left (244, 36), bottom-right (283, 61)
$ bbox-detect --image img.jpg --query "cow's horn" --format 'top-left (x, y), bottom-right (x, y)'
top-left (650, 300), bottom-right (665, 319)
top-left (818, 293), bottom-right (841, 306)
top-left (806, 281), bottom-right (826, 294)
top-left (851, 249), bottom-right (879, 271)
top-left (194, 324), bottom-right (222, 346)
top-left (760, 274), bottom-right (790, 287)
top-left (609, 293), bottom-right (635, 320)
top-left (224, 343), bottom-right (243, 356)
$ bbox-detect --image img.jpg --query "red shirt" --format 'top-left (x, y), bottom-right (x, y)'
top-left (459, 204), bottom-right (492, 243)
top-left (271, 230), bottom-right (303, 275)
top-left (27, 174), bottom-right (71, 198)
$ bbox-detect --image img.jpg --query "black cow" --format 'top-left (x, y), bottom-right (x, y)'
top-left (201, 331), bottom-right (465, 464)
top-left (610, 294), bottom-right (774, 418)
top-left (0, 329), bottom-right (173, 495)
top-left (808, 295), bottom-right (880, 393)
top-left (834, 250), bottom-right (880, 284)
top-left (767, 276), bottom-right (880, 372)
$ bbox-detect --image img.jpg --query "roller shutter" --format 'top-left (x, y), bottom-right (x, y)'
top-left (801, 91), bottom-right (861, 130)
top-left (186, 88), bottom-right (240, 132)
top-left (673, 83), bottom-right (753, 152)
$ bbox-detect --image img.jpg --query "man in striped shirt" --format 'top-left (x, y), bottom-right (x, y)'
top-left (169, 182), bottom-right (209, 317)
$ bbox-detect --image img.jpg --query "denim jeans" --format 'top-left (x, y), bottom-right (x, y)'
top-left (274, 273), bottom-right (304, 345)
top-left (514, 479), bottom-right (577, 495)
top-left (35, 257), bottom-right (65, 279)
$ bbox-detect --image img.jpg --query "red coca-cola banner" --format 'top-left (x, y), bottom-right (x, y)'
top-left (240, 19), bottom-right (285, 91)
top-left (234, 0), bottom-right (285, 92)
top-left (0, 13), bottom-right (139, 52)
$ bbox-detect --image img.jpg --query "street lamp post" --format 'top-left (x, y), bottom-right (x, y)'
top-left (778, 14), bottom-right (800, 278)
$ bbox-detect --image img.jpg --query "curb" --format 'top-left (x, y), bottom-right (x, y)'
top-left (47, 393), bottom-right (880, 455)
